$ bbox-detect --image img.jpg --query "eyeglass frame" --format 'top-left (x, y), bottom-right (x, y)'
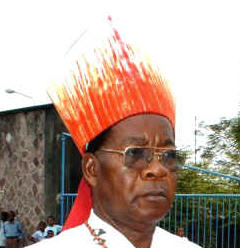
top-left (97, 146), bottom-right (181, 172)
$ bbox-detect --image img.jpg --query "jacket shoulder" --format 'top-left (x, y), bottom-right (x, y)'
top-left (154, 227), bottom-right (202, 248)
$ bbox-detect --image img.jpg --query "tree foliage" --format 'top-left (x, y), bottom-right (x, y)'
top-left (175, 112), bottom-right (240, 248)
top-left (177, 111), bottom-right (240, 194)
top-left (200, 114), bottom-right (240, 174)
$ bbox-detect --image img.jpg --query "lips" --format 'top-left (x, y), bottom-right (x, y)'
top-left (141, 190), bottom-right (167, 201)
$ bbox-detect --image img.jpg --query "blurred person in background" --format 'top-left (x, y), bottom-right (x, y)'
top-left (44, 216), bottom-right (61, 237)
top-left (45, 231), bottom-right (54, 239)
top-left (177, 227), bottom-right (189, 242)
top-left (0, 211), bottom-right (8, 248)
top-left (29, 222), bottom-right (46, 243)
top-left (4, 211), bottom-right (23, 248)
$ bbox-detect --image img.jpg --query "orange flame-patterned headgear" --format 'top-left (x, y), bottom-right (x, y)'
top-left (48, 17), bottom-right (175, 230)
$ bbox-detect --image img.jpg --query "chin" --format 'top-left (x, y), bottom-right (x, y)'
top-left (133, 208), bottom-right (169, 223)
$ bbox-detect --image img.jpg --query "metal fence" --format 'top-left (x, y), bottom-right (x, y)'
top-left (60, 193), bottom-right (240, 248)
top-left (158, 194), bottom-right (240, 248)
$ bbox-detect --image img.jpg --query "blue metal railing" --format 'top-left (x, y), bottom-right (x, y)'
top-left (182, 164), bottom-right (240, 182)
top-left (60, 193), bottom-right (240, 247)
top-left (60, 132), bottom-right (71, 225)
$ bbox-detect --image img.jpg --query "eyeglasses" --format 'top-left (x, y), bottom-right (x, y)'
top-left (98, 147), bottom-right (182, 172)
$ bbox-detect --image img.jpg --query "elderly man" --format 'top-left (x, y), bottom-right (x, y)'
top-left (28, 18), bottom-right (201, 248)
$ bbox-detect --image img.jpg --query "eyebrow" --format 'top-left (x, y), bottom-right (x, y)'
top-left (121, 136), bottom-right (175, 147)
top-left (122, 136), bottom-right (149, 146)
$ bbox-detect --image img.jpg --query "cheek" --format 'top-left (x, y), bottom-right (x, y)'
top-left (111, 169), bottom-right (139, 197)
top-left (101, 166), bottom-right (138, 203)
top-left (121, 171), bottom-right (139, 199)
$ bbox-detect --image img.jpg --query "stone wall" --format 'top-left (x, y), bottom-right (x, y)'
top-left (0, 108), bottom-right (46, 243)
top-left (0, 105), bottom-right (82, 245)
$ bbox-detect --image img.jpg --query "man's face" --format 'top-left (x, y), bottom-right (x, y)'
top-left (47, 230), bottom-right (54, 238)
top-left (92, 114), bottom-right (177, 224)
top-left (9, 212), bottom-right (15, 222)
top-left (47, 218), bottom-right (54, 226)
top-left (39, 222), bottom-right (46, 232)
top-left (177, 228), bottom-right (185, 237)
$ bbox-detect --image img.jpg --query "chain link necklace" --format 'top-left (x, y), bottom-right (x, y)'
top-left (85, 222), bottom-right (108, 248)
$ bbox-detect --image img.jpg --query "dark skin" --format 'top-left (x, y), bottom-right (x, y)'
top-left (177, 228), bottom-right (185, 237)
top-left (8, 211), bottom-right (15, 223)
top-left (47, 217), bottom-right (55, 226)
top-left (39, 222), bottom-right (46, 232)
top-left (82, 114), bottom-right (177, 248)
top-left (46, 230), bottom-right (54, 238)
top-left (29, 222), bottom-right (46, 243)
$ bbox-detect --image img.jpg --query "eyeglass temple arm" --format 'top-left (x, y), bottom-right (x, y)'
top-left (98, 148), bottom-right (125, 155)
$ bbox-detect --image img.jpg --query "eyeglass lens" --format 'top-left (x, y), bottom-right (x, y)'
top-left (125, 147), bottom-right (179, 171)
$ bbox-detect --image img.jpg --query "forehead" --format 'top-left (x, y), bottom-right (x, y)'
top-left (106, 114), bottom-right (174, 148)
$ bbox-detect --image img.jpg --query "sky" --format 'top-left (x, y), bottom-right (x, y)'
top-left (0, 0), bottom-right (239, 150)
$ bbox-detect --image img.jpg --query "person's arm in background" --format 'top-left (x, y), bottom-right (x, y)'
top-left (44, 227), bottom-right (49, 237)
top-left (29, 231), bottom-right (38, 243)
top-left (29, 237), bottom-right (36, 243)
top-left (17, 221), bottom-right (24, 242)
top-left (3, 222), bottom-right (7, 237)
top-left (56, 225), bottom-right (62, 235)
top-left (0, 221), bottom-right (6, 243)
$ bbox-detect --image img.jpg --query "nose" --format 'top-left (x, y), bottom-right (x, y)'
top-left (141, 156), bottom-right (168, 180)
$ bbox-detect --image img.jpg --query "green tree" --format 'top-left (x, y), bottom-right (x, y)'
top-left (200, 113), bottom-right (240, 173)
top-left (174, 112), bottom-right (240, 248)
top-left (177, 111), bottom-right (240, 194)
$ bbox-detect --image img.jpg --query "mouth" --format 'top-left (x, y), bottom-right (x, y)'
top-left (142, 190), bottom-right (167, 202)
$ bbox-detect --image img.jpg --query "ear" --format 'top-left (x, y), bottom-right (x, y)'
top-left (81, 153), bottom-right (100, 187)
